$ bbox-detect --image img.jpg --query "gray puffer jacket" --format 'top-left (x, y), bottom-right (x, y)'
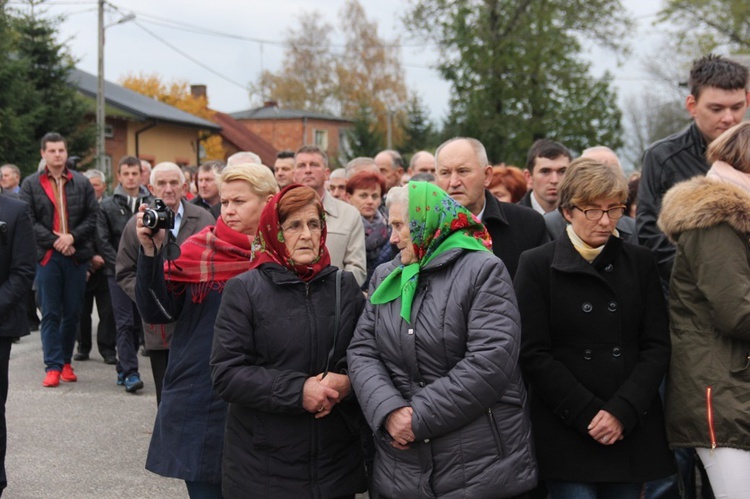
top-left (347, 248), bottom-right (538, 499)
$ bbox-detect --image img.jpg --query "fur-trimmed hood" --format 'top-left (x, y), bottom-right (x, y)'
top-left (658, 176), bottom-right (750, 243)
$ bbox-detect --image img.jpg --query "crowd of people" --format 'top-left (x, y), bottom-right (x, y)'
top-left (0, 52), bottom-right (749, 498)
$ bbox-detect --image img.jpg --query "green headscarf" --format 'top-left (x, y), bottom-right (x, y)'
top-left (370, 181), bottom-right (492, 323)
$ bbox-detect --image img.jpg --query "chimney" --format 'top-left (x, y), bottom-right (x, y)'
top-left (263, 100), bottom-right (278, 108)
top-left (191, 84), bottom-right (207, 99)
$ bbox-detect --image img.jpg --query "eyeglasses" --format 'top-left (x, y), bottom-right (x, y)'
top-left (281, 219), bottom-right (322, 234)
top-left (572, 206), bottom-right (626, 221)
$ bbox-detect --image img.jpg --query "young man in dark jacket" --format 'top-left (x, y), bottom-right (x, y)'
top-left (97, 156), bottom-right (153, 387)
top-left (20, 132), bottom-right (99, 387)
top-left (638, 54), bottom-right (749, 287)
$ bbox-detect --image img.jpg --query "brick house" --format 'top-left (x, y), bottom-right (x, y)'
top-left (69, 68), bottom-right (221, 179)
top-left (230, 102), bottom-right (353, 165)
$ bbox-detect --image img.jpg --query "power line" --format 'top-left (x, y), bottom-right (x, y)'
top-left (132, 21), bottom-right (249, 91)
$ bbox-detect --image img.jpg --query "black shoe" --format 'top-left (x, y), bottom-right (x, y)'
top-left (73, 352), bottom-right (89, 361)
top-left (103, 355), bottom-right (117, 365)
top-left (140, 347), bottom-right (150, 357)
top-left (28, 322), bottom-right (40, 333)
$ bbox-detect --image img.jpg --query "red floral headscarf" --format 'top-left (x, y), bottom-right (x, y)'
top-left (249, 184), bottom-right (331, 282)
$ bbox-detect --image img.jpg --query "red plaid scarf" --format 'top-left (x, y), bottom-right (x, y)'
top-left (165, 216), bottom-right (253, 303)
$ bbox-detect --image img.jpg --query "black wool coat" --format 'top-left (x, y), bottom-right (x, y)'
top-left (211, 264), bottom-right (367, 499)
top-left (0, 195), bottom-right (36, 338)
top-left (514, 234), bottom-right (674, 483)
top-left (483, 190), bottom-right (548, 280)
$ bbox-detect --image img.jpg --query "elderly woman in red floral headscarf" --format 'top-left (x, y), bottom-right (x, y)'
top-left (135, 163), bottom-right (277, 498)
top-left (210, 184), bottom-right (367, 499)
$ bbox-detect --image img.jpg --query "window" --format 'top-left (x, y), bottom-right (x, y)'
top-left (314, 129), bottom-right (328, 150)
top-left (104, 124), bottom-right (114, 138)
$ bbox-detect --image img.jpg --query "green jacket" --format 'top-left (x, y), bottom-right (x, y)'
top-left (658, 176), bottom-right (750, 450)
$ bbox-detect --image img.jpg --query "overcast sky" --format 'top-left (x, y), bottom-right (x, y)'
top-left (14, 0), bottom-right (668, 124)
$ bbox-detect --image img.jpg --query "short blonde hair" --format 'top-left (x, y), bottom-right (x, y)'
top-left (219, 163), bottom-right (278, 198)
top-left (706, 122), bottom-right (750, 173)
top-left (557, 157), bottom-right (627, 214)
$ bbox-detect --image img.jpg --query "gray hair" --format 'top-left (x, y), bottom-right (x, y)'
top-left (150, 162), bottom-right (185, 186)
top-left (1, 164), bottom-right (20, 176)
top-left (84, 169), bottom-right (106, 183)
top-left (435, 137), bottom-right (489, 168)
top-left (345, 157), bottom-right (379, 178)
top-left (329, 168), bottom-right (347, 180)
top-left (385, 185), bottom-right (409, 217)
top-left (227, 151), bottom-right (261, 166)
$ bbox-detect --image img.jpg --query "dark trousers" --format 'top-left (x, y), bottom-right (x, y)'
top-left (36, 252), bottom-right (87, 371)
top-left (0, 338), bottom-right (11, 494)
top-left (108, 277), bottom-right (140, 377)
top-left (149, 349), bottom-right (169, 405)
top-left (77, 270), bottom-right (116, 358)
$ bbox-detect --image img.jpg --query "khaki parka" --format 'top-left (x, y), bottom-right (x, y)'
top-left (658, 176), bottom-right (750, 451)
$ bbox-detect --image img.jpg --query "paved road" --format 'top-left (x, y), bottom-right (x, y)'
top-left (5, 330), bottom-right (186, 499)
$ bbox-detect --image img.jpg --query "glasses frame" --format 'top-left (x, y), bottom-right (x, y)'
top-left (281, 219), bottom-right (323, 235)
top-left (572, 205), bottom-right (626, 221)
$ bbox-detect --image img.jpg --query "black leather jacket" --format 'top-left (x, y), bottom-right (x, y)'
top-left (636, 122), bottom-right (709, 286)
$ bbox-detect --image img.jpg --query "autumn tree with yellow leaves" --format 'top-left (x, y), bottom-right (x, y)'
top-left (120, 73), bottom-right (225, 161)
top-left (252, 0), bottom-right (409, 153)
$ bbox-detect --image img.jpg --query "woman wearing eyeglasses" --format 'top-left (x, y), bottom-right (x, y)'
top-left (210, 184), bottom-right (367, 498)
top-left (514, 158), bottom-right (674, 498)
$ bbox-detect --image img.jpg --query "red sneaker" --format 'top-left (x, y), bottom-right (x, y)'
top-left (42, 370), bottom-right (61, 387)
top-left (61, 364), bottom-right (77, 382)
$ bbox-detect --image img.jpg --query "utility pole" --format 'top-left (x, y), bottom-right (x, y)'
top-left (386, 109), bottom-right (393, 149)
top-left (96, 0), bottom-right (106, 177)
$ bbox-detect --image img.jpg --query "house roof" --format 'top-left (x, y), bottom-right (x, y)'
top-left (68, 68), bottom-right (221, 132)
top-left (229, 105), bottom-right (352, 123)
top-left (212, 111), bottom-right (278, 167)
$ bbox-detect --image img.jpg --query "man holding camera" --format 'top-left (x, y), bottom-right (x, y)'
top-left (116, 162), bottom-right (213, 399)
top-left (20, 132), bottom-right (99, 387)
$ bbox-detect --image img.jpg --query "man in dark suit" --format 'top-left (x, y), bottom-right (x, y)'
top-left (116, 162), bottom-right (214, 401)
top-left (435, 137), bottom-right (548, 279)
top-left (0, 194), bottom-right (36, 493)
top-left (518, 138), bottom-right (572, 215)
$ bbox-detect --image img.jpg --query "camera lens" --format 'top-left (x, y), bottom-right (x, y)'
top-left (142, 210), bottom-right (157, 229)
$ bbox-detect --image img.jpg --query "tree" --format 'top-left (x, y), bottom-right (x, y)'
top-left (251, 0), bottom-right (409, 152)
top-left (345, 102), bottom-right (383, 158)
top-left (657, 0), bottom-right (750, 55)
top-left (251, 15), bottom-right (337, 113)
top-left (0, 3), bottom-right (94, 176)
top-left (335, 0), bottom-right (409, 147)
top-left (404, 0), bottom-right (630, 165)
top-left (120, 73), bottom-right (224, 161)
top-left (401, 94), bottom-right (437, 154)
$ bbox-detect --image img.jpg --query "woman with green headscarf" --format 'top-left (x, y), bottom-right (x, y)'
top-left (347, 181), bottom-right (538, 498)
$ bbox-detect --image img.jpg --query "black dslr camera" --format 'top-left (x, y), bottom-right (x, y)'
top-left (142, 199), bottom-right (174, 231)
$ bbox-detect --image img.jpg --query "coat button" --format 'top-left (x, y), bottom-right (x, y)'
top-left (418, 382), bottom-right (425, 387)
top-left (583, 349), bottom-right (593, 360)
top-left (582, 302), bottom-right (593, 313)
top-left (561, 409), bottom-right (569, 420)
top-left (608, 301), bottom-right (617, 312)
top-left (604, 264), bottom-right (613, 272)
top-left (424, 439), bottom-right (430, 443)
top-left (612, 347), bottom-right (621, 357)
